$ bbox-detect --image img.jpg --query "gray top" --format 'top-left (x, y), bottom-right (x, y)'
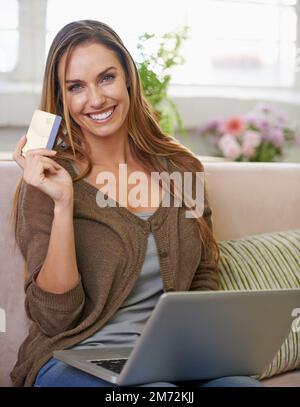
top-left (73, 210), bottom-right (163, 349)
top-left (69, 162), bottom-right (164, 349)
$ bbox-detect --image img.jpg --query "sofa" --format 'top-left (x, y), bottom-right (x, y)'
top-left (0, 159), bottom-right (299, 387)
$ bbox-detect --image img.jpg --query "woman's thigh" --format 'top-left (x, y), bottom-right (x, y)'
top-left (34, 358), bottom-right (178, 388)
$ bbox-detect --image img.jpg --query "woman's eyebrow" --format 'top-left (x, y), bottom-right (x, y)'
top-left (66, 66), bottom-right (117, 83)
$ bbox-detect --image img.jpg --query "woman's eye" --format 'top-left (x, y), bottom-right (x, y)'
top-left (102, 74), bottom-right (115, 83)
top-left (68, 83), bottom-right (83, 92)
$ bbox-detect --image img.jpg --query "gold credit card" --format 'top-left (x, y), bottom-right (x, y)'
top-left (22, 109), bottom-right (62, 156)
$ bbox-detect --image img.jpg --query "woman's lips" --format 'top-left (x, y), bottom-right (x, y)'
top-left (86, 106), bottom-right (116, 123)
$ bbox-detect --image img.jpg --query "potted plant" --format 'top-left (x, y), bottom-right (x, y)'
top-left (136, 26), bottom-right (189, 136)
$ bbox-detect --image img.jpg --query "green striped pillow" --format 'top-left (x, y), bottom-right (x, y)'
top-left (218, 230), bottom-right (300, 379)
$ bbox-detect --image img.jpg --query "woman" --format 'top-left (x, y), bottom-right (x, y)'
top-left (11, 20), bottom-right (262, 387)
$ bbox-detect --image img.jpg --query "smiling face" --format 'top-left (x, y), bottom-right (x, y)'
top-left (58, 42), bottom-right (130, 142)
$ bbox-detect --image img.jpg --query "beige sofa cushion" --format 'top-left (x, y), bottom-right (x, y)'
top-left (204, 162), bottom-right (300, 240)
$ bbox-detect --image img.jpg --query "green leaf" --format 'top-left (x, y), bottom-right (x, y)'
top-left (136, 26), bottom-right (189, 136)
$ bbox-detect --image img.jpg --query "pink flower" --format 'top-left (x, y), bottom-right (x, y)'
top-left (198, 119), bottom-right (221, 135)
top-left (269, 128), bottom-right (284, 148)
top-left (242, 144), bottom-right (255, 158)
top-left (218, 134), bottom-right (241, 160)
top-left (276, 112), bottom-right (288, 126)
top-left (220, 117), bottom-right (247, 136)
top-left (255, 103), bottom-right (274, 114)
top-left (241, 131), bottom-right (262, 158)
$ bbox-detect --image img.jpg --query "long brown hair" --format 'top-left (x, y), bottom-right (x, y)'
top-left (12, 20), bottom-right (219, 269)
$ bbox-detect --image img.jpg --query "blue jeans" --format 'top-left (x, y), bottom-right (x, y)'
top-left (34, 358), bottom-right (263, 387)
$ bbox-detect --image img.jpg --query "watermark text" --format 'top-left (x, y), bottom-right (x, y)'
top-left (95, 165), bottom-right (205, 219)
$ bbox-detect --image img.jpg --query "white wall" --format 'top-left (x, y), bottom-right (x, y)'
top-left (171, 87), bottom-right (300, 129)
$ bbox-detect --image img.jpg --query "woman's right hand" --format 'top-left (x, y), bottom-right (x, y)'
top-left (13, 135), bottom-right (74, 206)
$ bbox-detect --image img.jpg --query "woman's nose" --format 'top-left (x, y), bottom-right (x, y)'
top-left (88, 86), bottom-right (106, 107)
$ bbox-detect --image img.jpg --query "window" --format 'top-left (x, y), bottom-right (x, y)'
top-left (46, 0), bottom-right (186, 62)
top-left (0, 0), bottom-right (296, 87)
top-left (172, 0), bottom-right (298, 88)
top-left (0, 0), bottom-right (19, 72)
top-left (46, 0), bottom-right (298, 89)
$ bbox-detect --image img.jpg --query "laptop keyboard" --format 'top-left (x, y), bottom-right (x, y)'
top-left (89, 358), bottom-right (128, 374)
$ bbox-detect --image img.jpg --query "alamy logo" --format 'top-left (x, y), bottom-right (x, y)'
top-left (95, 165), bottom-right (205, 219)
top-left (0, 308), bottom-right (6, 333)
top-left (291, 308), bottom-right (300, 333)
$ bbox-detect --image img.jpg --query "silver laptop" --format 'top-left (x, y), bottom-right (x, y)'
top-left (54, 289), bottom-right (300, 386)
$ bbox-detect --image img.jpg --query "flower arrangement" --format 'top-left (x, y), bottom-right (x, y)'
top-left (198, 103), bottom-right (300, 162)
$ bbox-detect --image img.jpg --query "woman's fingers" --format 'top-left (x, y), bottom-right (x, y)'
top-left (26, 148), bottom-right (57, 156)
top-left (23, 159), bottom-right (58, 186)
top-left (12, 135), bottom-right (73, 203)
top-left (13, 134), bottom-right (60, 172)
top-left (26, 148), bottom-right (57, 158)
top-left (31, 155), bottom-right (61, 169)
top-left (13, 135), bottom-right (27, 168)
top-left (23, 155), bottom-right (61, 181)
top-left (39, 162), bottom-right (58, 176)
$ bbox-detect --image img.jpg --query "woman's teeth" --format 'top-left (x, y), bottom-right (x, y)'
top-left (88, 107), bottom-right (115, 121)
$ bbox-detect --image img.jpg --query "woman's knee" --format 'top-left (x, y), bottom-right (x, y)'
top-left (200, 376), bottom-right (263, 387)
top-left (139, 382), bottom-right (178, 387)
